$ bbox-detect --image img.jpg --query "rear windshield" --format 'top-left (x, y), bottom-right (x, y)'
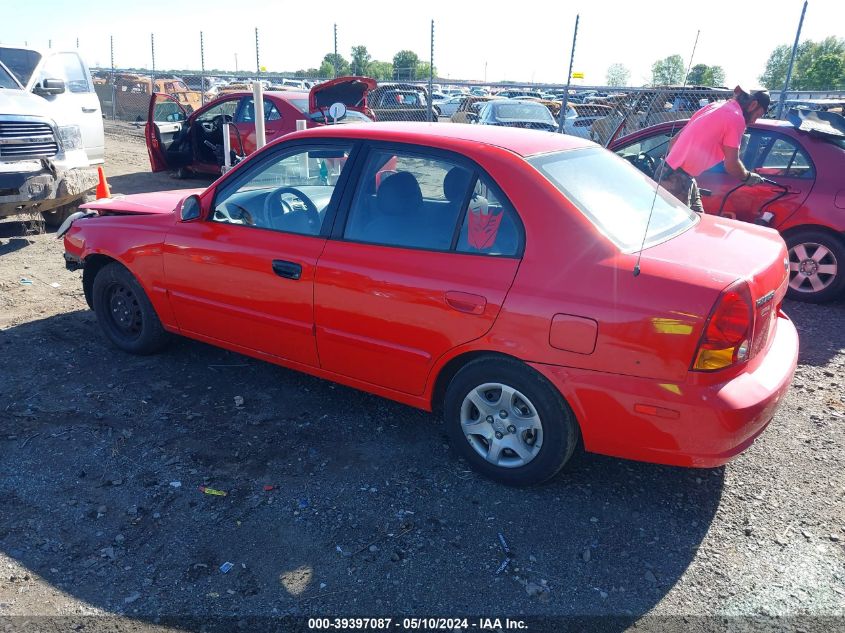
top-left (528, 148), bottom-right (698, 251)
top-left (495, 103), bottom-right (553, 122)
top-left (0, 48), bottom-right (41, 86)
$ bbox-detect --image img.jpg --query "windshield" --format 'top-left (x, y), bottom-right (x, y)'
top-left (0, 48), bottom-right (41, 86)
top-left (0, 61), bottom-right (21, 89)
top-left (494, 103), bottom-right (553, 122)
top-left (289, 98), bottom-right (309, 114)
top-left (528, 148), bottom-right (697, 251)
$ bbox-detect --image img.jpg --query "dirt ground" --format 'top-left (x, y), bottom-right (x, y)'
top-left (0, 127), bottom-right (844, 632)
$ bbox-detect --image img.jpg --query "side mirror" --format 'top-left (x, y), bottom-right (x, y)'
top-left (180, 194), bottom-right (202, 221)
top-left (35, 78), bottom-right (66, 95)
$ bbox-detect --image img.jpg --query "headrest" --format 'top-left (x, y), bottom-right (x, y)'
top-left (443, 167), bottom-right (472, 203)
top-left (377, 171), bottom-right (422, 216)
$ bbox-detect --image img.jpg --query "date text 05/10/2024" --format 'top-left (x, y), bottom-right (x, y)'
top-left (307, 618), bottom-right (529, 630)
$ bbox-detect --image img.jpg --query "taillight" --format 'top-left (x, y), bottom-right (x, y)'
top-left (692, 281), bottom-right (754, 371)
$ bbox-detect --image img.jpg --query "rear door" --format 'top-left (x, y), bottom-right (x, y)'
top-left (232, 96), bottom-right (290, 154)
top-left (145, 93), bottom-right (189, 172)
top-left (314, 144), bottom-right (524, 395)
top-left (697, 129), bottom-right (814, 224)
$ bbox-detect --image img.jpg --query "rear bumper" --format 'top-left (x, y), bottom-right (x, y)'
top-left (532, 311), bottom-right (799, 468)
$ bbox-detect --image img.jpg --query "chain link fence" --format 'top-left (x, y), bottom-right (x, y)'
top-left (93, 67), bottom-right (845, 145)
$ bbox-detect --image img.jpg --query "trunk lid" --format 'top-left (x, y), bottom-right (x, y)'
top-left (309, 76), bottom-right (376, 115)
top-left (643, 214), bottom-right (789, 361)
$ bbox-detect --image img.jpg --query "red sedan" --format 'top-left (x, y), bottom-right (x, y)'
top-left (145, 76), bottom-right (376, 177)
top-left (609, 113), bottom-right (845, 303)
top-left (62, 123), bottom-right (798, 485)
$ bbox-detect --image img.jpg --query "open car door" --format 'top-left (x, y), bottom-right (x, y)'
top-left (145, 92), bottom-right (191, 172)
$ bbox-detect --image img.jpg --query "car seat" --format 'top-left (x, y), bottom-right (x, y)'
top-left (365, 171), bottom-right (423, 247)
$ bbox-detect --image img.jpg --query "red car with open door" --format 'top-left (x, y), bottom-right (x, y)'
top-left (62, 123), bottom-right (798, 485)
top-left (610, 111), bottom-right (845, 303)
top-left (145, 76), bottom-right (375, 177)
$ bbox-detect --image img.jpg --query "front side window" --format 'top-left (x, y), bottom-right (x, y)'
top-left (41, 53), bottom-right (90, 93)
top-left (615, 131), bottom-right (678, 179)
top-left (212, 144), bottom-right (352, 235)
top-left (197, 99), bottom-right (239, 122)
top-left (529, 148), bottom-right (697, 252)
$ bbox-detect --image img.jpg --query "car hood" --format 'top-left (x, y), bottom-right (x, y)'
top-left (0, 89), bottom-right (54, 119)
top-left (81, 189), bottom-right (203, 215)
top-left (309, 76), bottom-right (377, 113)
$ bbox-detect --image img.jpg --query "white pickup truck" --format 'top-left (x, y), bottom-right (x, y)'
top-left (0, 45), bottom-right (104, 226)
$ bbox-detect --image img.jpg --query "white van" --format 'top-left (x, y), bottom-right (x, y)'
top-left (0, 45), bottom-right (105, 165)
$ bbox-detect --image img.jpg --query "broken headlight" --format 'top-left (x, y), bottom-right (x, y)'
top-left (58, 125), bottom-right (83, 151)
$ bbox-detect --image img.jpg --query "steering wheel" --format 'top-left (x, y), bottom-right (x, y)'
top-left (201, 113), bottom-right (232, 134)
top-left (262, 186), bottom-right (320, 231)
top-left (627, 152), bottom-right (656, 178)
top-left (213, 202), bottom-right (255, 225)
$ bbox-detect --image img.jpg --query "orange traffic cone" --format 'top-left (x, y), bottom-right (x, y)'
top-left (95, 166), bottom-right (111, 199)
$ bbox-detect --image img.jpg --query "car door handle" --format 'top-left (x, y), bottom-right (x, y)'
top-left (82, 107), bottom-right (98, 113)
top-left (445, 291), bottom-right (486, 315)
top-left (272, 260), bottom-right (302, 280)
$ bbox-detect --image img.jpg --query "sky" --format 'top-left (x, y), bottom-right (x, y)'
top-left (1, 0), bottom-right (843, 88)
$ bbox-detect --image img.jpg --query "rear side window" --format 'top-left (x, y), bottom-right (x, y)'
top-left (745, 133), bottom-right (815, 179)
top-left (529, 148), bottom-right (697, 251)
top-left (344, 148), bottom-right (522, 256)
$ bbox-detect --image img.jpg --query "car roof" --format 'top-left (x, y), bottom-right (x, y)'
top-left (283, 122), bottom-right (591, 156)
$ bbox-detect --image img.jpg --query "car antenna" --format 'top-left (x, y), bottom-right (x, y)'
top-left (633, 29), bottom-right (700, 277)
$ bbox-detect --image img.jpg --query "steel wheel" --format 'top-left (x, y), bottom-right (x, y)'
top-left (105, 282), bottom-right (144, 341)
top-left (460, 382), bottom-right (543, 468)
top-left (92, 262), bottom-right (170, 354)
top-left (785, 230), bottom-right (845, 303)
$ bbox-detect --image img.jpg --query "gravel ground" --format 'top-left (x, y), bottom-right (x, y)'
top-left (0, 129), bottom-right (843, 632)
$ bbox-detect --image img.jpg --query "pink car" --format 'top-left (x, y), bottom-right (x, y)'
top-left (610, 112), bottom-right (845, 303)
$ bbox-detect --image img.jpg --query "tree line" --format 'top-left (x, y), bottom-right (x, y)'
top-left (604, 36), bottom-right (843, 90)
top-left (292, 46), bottom-right (435, 81)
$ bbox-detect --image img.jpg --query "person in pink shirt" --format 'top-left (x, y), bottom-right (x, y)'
top-left (660, 86), bottom-right (770, 211)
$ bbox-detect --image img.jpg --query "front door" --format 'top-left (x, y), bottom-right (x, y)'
top-left (315, 145), bottom-right (523, 395)
top-left (145, 93), bottom-right (189, 172)
top-left (163, 141), bottom-right (355, 366)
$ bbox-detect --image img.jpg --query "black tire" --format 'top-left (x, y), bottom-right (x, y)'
top-left (784, 229), bottom-right (845, 303)
top-left (92, 262), bottom-right (170, 354)
top-left (444, 357), bottom-right (578, 486)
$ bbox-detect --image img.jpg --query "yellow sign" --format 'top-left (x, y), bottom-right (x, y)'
top-left (260, 65), bottom-right (267, 72)
top-left (571, 72), bottom-right (584, 79)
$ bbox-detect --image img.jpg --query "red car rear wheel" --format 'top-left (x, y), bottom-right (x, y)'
top-left (444, 357), bottom-right (578, 486)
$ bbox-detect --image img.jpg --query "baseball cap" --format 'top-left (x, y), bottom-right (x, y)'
top-left (750, 90), bottom-right (771, 109)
